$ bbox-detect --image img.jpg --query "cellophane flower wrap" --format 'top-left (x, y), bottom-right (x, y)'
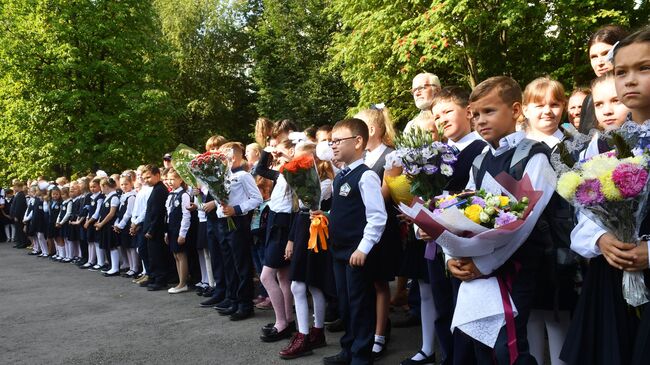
top-left (553, 126), bottom-right (650, 307)
top-left (172, 144), bottom-right (202, 205)
top-left (435, 190), bottom-right (530, 229)
top-left (189, 151), bottom-right (236, 230)
top-left (392, 127), bottom-right (458, 203)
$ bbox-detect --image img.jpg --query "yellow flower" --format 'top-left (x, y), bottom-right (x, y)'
top-left (385, 175), bottom-right (414, 205)
top-left (599, 172), bottom-right (622, 201)
top-left (623, 155), bottom-right (645, 165)
top-left (557, 171), bottom-right (582, 201)
top-left (582, 155), bottom-right (620, 179)
top-left (464, 204), bottom-right (483, 224)
top-left (499, 196), bottom-right (510, 207)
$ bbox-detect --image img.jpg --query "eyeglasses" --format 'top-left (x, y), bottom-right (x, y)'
top-left (411, 83), bottom-right (435, 95)
top-left (328, 136), bottom-right (359, 146)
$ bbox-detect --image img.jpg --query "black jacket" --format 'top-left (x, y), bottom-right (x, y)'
top-left (10, 191), bottom-right (27, 222)
top-left (143, 181), bottom-right (169, 237)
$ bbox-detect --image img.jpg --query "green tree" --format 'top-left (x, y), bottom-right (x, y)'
top-left (0, 0), bottom-right (179, 183)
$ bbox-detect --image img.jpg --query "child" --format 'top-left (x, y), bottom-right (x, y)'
top-left (193, 185), bottom-right (214, 296)
top-left (130, 166), bottom-right (153, 284)
top-left (522, 77), bottom-right (579, 365)
top-left (214, 142), bottom-right (262, 319)
top-left (140, 165), bottom-right (170, 291)
top-left (562, 26), bottom-right (650, 365)
top-left (56, 185), bottom-right (74, 262)
top-left (48, 186), bottom-right (64, 261)
top-left (2, 189), bottom-right (14, 243)
top-left (10, 180), bottom-right (28, 249)
top-left (95, 177), bottom-right (121, 276)
top-left (164, 168), bottom-right (196, 293)
top-left (355, 105), bottom-right (400, 361)
top-left (73, 178), bottom-right (92, 266)
top-left (250, 176), bottom-right (272, 307)
top-left (246, 143), bottom-right (262, 173)
top-left (447, 76), bottom-right (557, 365)
top-left (254, 139), bottom-right (298, 340)
top-left (114, 174), bottom-right (138, 277)
top-left (323, 118), bottom-right (387, 365)
top-left (278, 143), bottom-right (332, 359)
top-left (23, 185), bottom-right (37, 254)
top-left (81, 178), bottom-right (105, 270)
top-left (28, 185), bottom-right (48, 257)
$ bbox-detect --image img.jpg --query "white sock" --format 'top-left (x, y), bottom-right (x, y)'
top-left (129, 249), bottom-right (139, 272)
top-left (290, 281), bottom-right (310, 335)
top-left (203, 249), bottom-right (215, 287)
top-left (141, 260), bottom-right (147, 275)
top-left (88, 242), bottom-right (97, 264)
top-left (412, 280), bottom-right (436, 360)
top-left (310, 286), bottom-right (326, 328)
top-left (4, 225), bottom-right (10, 239)
top-left (198, 250), bottom-right (208, 284)
top-left (119, 247), bottom-right (129, 270)
top-left (107, 249), bottom-right (120, 274)
top-left (38, 233), bottom-right (48, 254)
top-left (96, 246), bottom-right (105, 266)
top-left (373, 335), bottom-right (386, 353)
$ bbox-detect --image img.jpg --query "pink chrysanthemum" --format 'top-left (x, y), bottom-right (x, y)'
top-left (575, 179), bottom-right (605, 206)
top-left (611, 163), bottom-right (649, 198)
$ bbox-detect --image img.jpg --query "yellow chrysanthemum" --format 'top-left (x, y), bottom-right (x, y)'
top-left (557, 171), bottom-right (582, 201)
top-left (499, 196), bottom-right (510, 207)
top-left (623, 155), bottom-right (645, 165)
top-left (464, 204), bottom-right (483, 224)
top-left (582, 155), bottom-right (620, 179)
top-left (599, 172), bottom-right (623, 201)
top-left (385, 175), bottom-right (414, 205)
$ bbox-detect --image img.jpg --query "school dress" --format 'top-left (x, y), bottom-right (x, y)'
top-left (115, 191), bottom-right (136, 249)
top-left (365, 144), bottom-right (402, 282)
top-left (166, 188), bottom-right (196, 253)
top-left (66, 197), bottom-right (80, 241)
top-left (47, 200), bottom-right (61, 238)
top-left (98, 192), bottom-right (120, 251)
top-left (56, 199), bottom-right (71, 239)
top-left (0, 196), bottom-right (11, 226)
top-left (32, 198), bottom-right (46, 235)
top-left (87, 193), bottom-right (105, 243)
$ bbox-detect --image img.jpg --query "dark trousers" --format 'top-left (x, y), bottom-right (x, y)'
top-left (206, 218), bottom-right (226, 301)
top-left (135, 229), bottom-right (148, 274)
top-left (147, 232), bottom-right (170, 285)
top-left (408, 277), bottom-right (421, 317)
top-left (79, 225), bottom-right (88, 261)
top-left (448, 276), bottom-right (477, 365)
top-left (427, 254), bottom-right (455, 365)
top-left (473, 270), bottom-right (538, 365)
top-left (217, 215), bottom-right (254, 311)
top-left (14, 222), bottom-right (27, 246)
top-left (331, 246), bottom-right (376, 365)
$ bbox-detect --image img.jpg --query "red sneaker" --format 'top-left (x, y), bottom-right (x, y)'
top-left (279, 332), bottom-right (313, 359)
top-left (308, 327), bottom-right (326, 350)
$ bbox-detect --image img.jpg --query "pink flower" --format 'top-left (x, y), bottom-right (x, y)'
top-left (575, 179), bottom-right (605, 206)
top-left (612, 163), bottom-right (649, 198)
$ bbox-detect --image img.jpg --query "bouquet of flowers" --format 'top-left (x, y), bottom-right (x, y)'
top-left (556, 143), bottom-right (650, 307)
top-left (435, 190), bottom-right (530, 229)
top-left (171, 144), bottom-right (202, 204)
top-left (280, 154), bottom-right (327, 252)
top-left (189, 150), bottom-right (236, 231)
top-left (391, 127), bottom-right (458, 203)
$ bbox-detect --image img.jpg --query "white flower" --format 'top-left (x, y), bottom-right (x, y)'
top-left (440, 163), bottom-right (453, 176)
top-left (479, 211), bottom-right (491, 223)
top-left (383, 151), bottom-right (402, 170)
top-left (316, 141), bottom-right (334, 161)
top-left (486, 196), bottom-right (501, 208)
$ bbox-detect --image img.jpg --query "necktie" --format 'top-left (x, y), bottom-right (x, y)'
top-left (339, 167), bottom-right (351, 178)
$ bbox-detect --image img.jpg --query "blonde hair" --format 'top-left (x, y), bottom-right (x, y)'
top-left (246, 143), bottom-right (262, 157)
top-left (205, 135), bottom-right (227, 151)
top-left (255, 117), bottom-right (273, 147)
top-left (354, 107), bottom-right (396, 148)
top-left (523, 77), bottom-right (567, 106)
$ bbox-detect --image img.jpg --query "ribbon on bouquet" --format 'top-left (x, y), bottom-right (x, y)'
top-left (308, 214), bottom-right (329, 252)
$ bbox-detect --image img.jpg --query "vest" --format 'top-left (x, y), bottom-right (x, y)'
top-left (446, 139), bottom-right (487, 193)
top-left (329, 164), bottom-right (370, 248)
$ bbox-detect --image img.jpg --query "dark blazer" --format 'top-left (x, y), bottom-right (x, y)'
top-left (143, 181), bottom-right (169, 237)
top-left (10, 191), bottom-right (27, 222)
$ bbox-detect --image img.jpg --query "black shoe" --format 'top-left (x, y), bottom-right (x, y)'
top-left (229, 309), bottom-right (254, 321)
top-left (28, 251), bottom-right (40, 256)
top-left (103, 272), bottom-right (120, 277)
top-left (217, 305), bottom-right (238, 316)
top-left (393, 312), bottom-right (420, 328)
top-left (262, 320), bottom-right (296, 336)
top-left (260, 325), bottom-right (293, 343)
top-left (400, 351), bottom-right (436, 365)
top-left (326, 318), bottom-right (344, 333)
top-left (194, 286), bottom-right (205, 296)
top-left (202, 287), bottom-right (215, 297)
top-left (147, 284), bottom-right (166, 291)
top-left (323, 352), bottom-right (351, 365)
top-left (214, 299), bottom-right (233, 311)
top-left (373, 340), bottom-right (387, 361)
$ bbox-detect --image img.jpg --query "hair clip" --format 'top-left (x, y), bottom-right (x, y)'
top-left (370, 103), bottom-right (385, 111)
top-left (606, 41), bottom-right (620, 63)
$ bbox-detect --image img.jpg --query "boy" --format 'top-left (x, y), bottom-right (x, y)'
top-left (324, 119), bottom-right (387, 365)
top-left (10, 180), bottom-right (27, 248)
top-left (447, 76), bottom-right (556, 365)
top-left (140, 165), bottom-right (170, 291)
top-left (214, 142), bottom-right (263, 321)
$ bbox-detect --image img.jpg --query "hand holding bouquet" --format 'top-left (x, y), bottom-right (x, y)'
top-left (189, 151), bottom-right (236, 230)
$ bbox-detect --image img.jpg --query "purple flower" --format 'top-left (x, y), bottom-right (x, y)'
top-left (438, 197), bottom-right (458, 209)
top-left (575, 179), bottom-right (605, 206)
top-left (495, 211), bottom-right (517, 227)
top-left (433, 208), bottom-right (444, 215)
top-left (406, 165), bottom-right (422, 175)
top-left (442, 153), bottom-right (457, 164)
top-left (423, 164), bottom-right (438, 175)
top-left (470, 196), bottom-right (486, 207)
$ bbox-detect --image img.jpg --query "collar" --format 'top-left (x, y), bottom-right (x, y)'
top-left (105, 191), bottom-right (117, 199)
top-left (364, 143), bottom-right (388, 168)
top-left (448, 132), bottom-right (482, 151)
top-left (172, 187), bottom-right (184, 194)
top-left (526, 129), bottom-right (564, 148)
top-left (346, 158), bottom-right (365, 171)
top-left (231, 165), bottom-right (245, 174)
top-left (91, 192), bottom-right (99, 198)
top-left (489, 131), bottom-right (526, 156)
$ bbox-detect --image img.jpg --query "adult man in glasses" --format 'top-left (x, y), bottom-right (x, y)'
top-left (404, 73), bottom-right (442, 133)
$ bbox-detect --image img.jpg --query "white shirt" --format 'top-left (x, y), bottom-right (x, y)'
top-left (465, 131), bottom-right (557, 274)
top-left (131, 185), bottom-right (153, 226)
top-left (90, 193), bottom-right (104, 220)
top-left (115, 191), bottom-right (136, 229)
top-left (57, 199), bottom-right (73, 225)
top-left (344, 159), bottom-right (388, 254)
top-left (23, 197), bottom-right (34, 222)
top-left (448, 131), bottom-right (483, 150)
top-left (320, 179), bottom-right (333, 203)
top-left (269, 174), bottom-right (293, 213)
top-left (166, 187), bottom-right (192, 238)
top-left (217, 170), bottom-right (263, 218)
top-left (364, 143), bottom-right (388, 169)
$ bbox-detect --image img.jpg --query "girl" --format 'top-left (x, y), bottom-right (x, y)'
top-left (522, 77), bottom-right (579, 365)
top-left (251, 176), bottom-right (272, 307)
top-left (114, 174), bottom-right (138, 277)
top-left (165, 168), bottom-right (196, 294)
top-left (193, 185), bottom-right (215, 296)
top-left (279, 143), bottom-right (333, 359)
top-left (581, 73), bottom-right (630, 159)
top-left (69, 180), bottom-right (86, 263)
top-left (33, 186), bottom-right (48, 257)
top-left (1, 189), bottom-right (14, 243)
top-left (256, 138), bottom-right (297, 342)
top-left (578, 25), bottom-right (629, 133)
top-left (48, 186), bottom-right (63, 261)
top-left (81, 178), bottom-right (105, 270)
top-left (56, 186), bottom-right (74, 262)
top-left (562, 26), bottom-right (650, 365)
top-left (355, 106), bottom-right (401, 360)
top-left (255, 117), bottom-right (273, 147)
top-left (246, 143), bottom-right (262, 172)
top-left (23, 185), bottom-right (38, 255)
top-left (95, 177), bottom-right (120, 276)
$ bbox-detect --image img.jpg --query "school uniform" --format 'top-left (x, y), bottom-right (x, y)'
top-left (131, 185), bottom-right (152, 272)
top-left (165, 187), bottom-right (194, 253)
top-left (115, 191), bottom-right (136, 248)
top-left (432, 132), bottom-right (487, 365)
top-left (202, 190), bottom-right (228, 303)
top-left (10, 191), bottom-right (27, 246)
top-left (67, 196), bottom-right (81, 242)
top-left (329, 158), bottom-right (387, 365)
top-left (56, 198), bottom-right (72, 240)
top-left (32, 197), bottom-right (46, 235)
top-left (215, 166), bottom-right (263, 313)
top-left (77, 192), bottom-right (92, 262)
top-left (48, 199), bottom-right (62, 239)
top-left (87, 192), bottom-right (105, 243)
top-left (98, 192), bottom-right (120, 251)
top-left (2, 195), bottom-right (13, 241)
top-left (462, 131), bottom-right (555, 365)
top-left (143, 181), bottom-right (170, 286)
top-left (23, 196), bottom-right (35, 236)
